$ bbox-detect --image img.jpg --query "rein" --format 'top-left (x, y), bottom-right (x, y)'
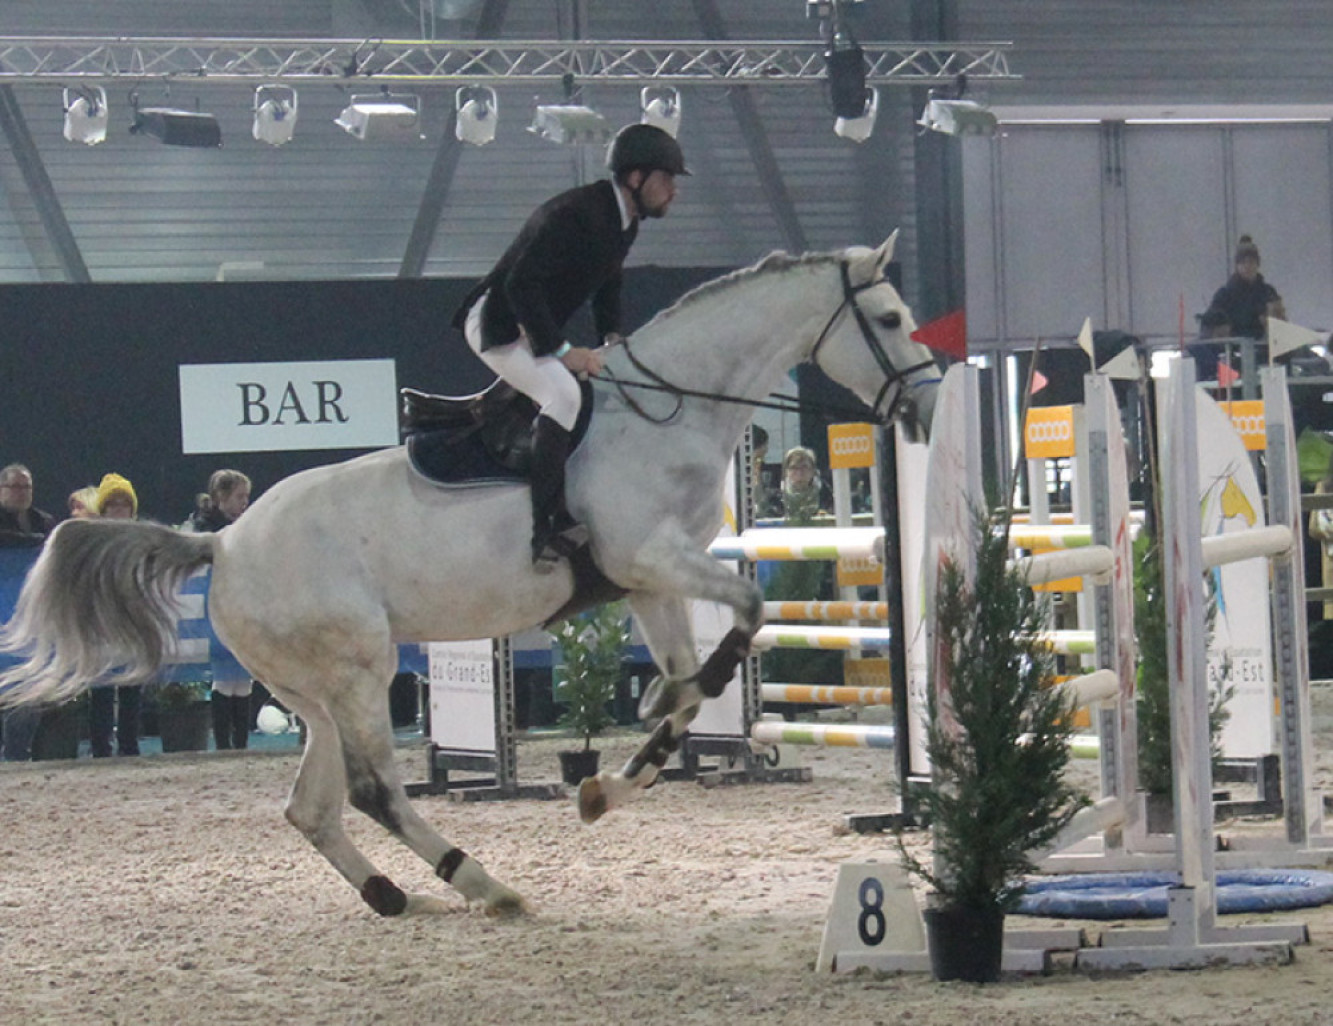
top-left (593, 259), bottom-right (937, 426)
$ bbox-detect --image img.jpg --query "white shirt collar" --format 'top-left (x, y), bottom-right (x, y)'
top-left (612, 181), bottom-right (635, 231)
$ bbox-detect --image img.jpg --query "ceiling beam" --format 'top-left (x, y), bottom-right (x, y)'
top-left (0, 37), bottom-right (1015, 86)
top-left (691, 0), bottom-right (807, 253)
top-left (0, 85), bottom-right (89, 282)
top-left (399, 0), bottom-right (512, 278)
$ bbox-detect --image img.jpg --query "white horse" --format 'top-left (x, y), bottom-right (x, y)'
top-left (0, 233), bottom-right (940, 917)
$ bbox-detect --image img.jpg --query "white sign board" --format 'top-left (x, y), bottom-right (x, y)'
top-left (690, 455), bottom-right (744, 736)
top-left (428, 639), bottom-right (497, 754)
top-left (178, 358), bottom-right (399, 453)
top-left (1196, 394), bottom-right (1276, 758)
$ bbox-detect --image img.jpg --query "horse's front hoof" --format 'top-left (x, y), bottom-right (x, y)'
top-left (577, 774), bottom-right (610, 824)
top-left (483, 884), bottom-right (529, 918)
top-left (637, 675), bottom-right (678, 721)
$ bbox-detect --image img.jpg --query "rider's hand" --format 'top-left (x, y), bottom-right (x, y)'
top-left (560, 345), bottom-right (605, 377)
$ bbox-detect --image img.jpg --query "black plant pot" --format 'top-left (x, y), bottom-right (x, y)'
top-left (558, 748), bottom-right (600, 786)
top-left (158, 703), bottom-right (212, 753)
top-left (923, 904), bottom-right (1005, 983)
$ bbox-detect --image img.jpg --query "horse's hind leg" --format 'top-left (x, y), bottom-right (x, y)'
top-left (272, 666), bottom-right (524, 917)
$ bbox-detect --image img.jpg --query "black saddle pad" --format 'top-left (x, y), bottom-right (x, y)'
top-left (405, 379), bottom-right (594, 488)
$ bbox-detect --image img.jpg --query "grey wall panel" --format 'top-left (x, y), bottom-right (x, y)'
top-left (961, 135), bottom-right (999, 344)
top-left (0, 0), bottom-right (334, 35)
top-left (957, 1), bottom-right (1333, 107)
top-left (1123, 127), bottom-right (1228, 342)
top-left (1231, 126), bottom-right (1333, 331)
top-left (992, 126), bottom-right (1105, 342)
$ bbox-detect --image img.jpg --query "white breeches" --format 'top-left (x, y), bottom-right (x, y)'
top-left (464, 293), bottom-right (582, 431)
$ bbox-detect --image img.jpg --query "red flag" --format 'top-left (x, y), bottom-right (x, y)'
top-left (1030, 369), bottom-right (1049, 394)
top-left (911, 309), bottom-right (967, 360)
top-left (1216, 359), bottom-right (1240, 387)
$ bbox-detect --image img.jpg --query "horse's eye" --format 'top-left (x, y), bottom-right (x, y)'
top-left (879, 311), bottom-right (902, 330)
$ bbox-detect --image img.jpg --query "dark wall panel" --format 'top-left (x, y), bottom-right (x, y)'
top-left (0, 267), bottom-right (724, 522)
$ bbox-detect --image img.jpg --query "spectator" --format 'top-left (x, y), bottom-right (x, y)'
top-left (88, 472), bottom-right (142, 757)
top-left (67, 486), bottom-right (99, 519)
top-left (1310, 454), bottom-right (1333, 622)
top-left (1193, 235), bottom-right (1285, 382)
top-left (777, 446), bottom-right (831, 525)
top-left (0, 464), bottom-right (57, 759)
top-left (183, 470), bottom-right (255, 750)
top-left (1203, 234), bottom-right (1286, 342)
top-left (0, 464), bottom-right (55, 547)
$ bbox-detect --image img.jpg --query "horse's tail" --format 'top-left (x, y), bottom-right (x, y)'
top-left (0, 519), bottom-right (216, 707)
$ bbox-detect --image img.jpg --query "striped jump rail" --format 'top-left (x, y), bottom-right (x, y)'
top-left (762, 600), bottom-right (888, 622)
top-left (708, 526), bottom-right (884, 563)
top-left (761, 683), bottom-right (894, 706)
top-left (750, 720), bottom-right (895, 750)
top-left (752, 625), bottom-right (892, 651)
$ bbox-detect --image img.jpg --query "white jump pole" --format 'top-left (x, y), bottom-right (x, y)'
top-left (752, 625), bottom-right (891, 650)
top-left (760, 683), bottom-right (894, 705)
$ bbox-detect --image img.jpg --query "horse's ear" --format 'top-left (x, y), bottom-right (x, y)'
top-left (876, 229), bottom-right (899, 268)
top-left (849, 230), bottom-right (899, 283)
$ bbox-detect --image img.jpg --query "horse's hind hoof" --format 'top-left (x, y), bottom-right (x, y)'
top-left (577, 774), bottom-right (609, 824)
top-left (637, 675), bottom-right (678, 721)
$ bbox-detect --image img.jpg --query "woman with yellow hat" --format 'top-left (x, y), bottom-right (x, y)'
top-left (94, 472), bottom-right (138, 520)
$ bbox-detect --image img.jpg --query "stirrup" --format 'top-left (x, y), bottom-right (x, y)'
top-left (531, 523), bottom-right (588, 574)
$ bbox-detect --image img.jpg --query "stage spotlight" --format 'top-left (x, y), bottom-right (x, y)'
top-left (917, 98), bottom-right (998, 137)
top-left (455, 86), bottom-right (497, 146)
top-left (834, 86), bottom-right (877, 142)
top-left (639, 87), bottom-right (681, 138)
top-left (825, 26), bottom-right (867, 119)
top-left (253, 85), bottom-right (297, 146)
top-left (129, 93), bottom-right (222, 147)
top-left (63, 86), bottom-right (108, 146)
top-left (335, 91), bottom-right (423, 141)
top-left (528, 104), bottom-right (610, 145)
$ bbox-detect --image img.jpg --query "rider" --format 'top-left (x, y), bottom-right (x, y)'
top-left (453, 123), bottom-right (689, 572)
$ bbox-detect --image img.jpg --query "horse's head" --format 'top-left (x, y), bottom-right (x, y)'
top-left (810, 231), bottom-right (941, 440)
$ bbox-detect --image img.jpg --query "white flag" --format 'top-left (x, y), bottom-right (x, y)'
top-left (1267, 317), bottom-right (1326, 360)
top-left (1097, 344), bottom-right (1141, 381)
top-left (1076, 316), bottom-right (1094, 360)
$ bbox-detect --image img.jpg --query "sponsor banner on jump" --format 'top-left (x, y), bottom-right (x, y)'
top-left (1024, 405), bottom-right (1076, 460)
top-left (1217, 400), bottom-right (1267, 452)
top-left (828, 422), bottom-right (876, 469)
top-left (178, 359), bottom-right (399, 454)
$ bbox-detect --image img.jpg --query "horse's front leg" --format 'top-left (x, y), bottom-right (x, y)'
top-left (576, 543), bottom-right (763, 824)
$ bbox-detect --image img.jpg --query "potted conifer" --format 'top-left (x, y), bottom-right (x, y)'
top-left (898, 511), bottom-right (1088, 982)
top-left (551, 601), bottom-right (630, 786)
top-left (153, 680), bottom-right (213, 752)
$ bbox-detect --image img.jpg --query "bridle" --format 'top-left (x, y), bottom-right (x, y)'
top-left (596, 258), bottom-right (938, 426)
top-left (807, 261), bottom-right (939, 423)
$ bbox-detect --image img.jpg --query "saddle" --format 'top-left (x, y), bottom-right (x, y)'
top-left (400, 379), bottom-right (593, 487)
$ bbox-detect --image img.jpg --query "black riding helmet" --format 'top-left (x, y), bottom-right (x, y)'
top-left (606, 123), bottom-right (691, 177)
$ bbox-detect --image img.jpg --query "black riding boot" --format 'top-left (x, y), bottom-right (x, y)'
top-left (529, 415), bottom-right (587, 572)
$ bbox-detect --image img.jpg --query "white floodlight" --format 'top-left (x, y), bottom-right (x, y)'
top-left (527, 104), bottom-right (611, 145)
top-left (833, 86), bottom-right (878, 142)
top-left (917, 98), bottom-right (998, 137)
top-left (253, 85), bottom-right (298, 146)
top-left (63, 86), bottom-right (108, 146)
top-left (640, 87), bottom-right (681, 138)
top-left (130, 99), bottom-right (222, 148)
top-left (335, 92), bottom-right (423, 141)
top-left (455, 86), bottom-right (497, 146)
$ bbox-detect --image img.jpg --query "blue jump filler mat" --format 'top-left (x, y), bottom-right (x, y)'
top-left (1018, 869), bottom-right (1333, 919)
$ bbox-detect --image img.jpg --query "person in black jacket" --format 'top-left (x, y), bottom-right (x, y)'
top-left (453, 123), bottom-right (689, 572)
top-left (0, 464), bottom-right (55, 548)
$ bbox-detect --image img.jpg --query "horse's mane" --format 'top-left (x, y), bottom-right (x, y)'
top-left (639, 249), bottom-right (841, 332)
